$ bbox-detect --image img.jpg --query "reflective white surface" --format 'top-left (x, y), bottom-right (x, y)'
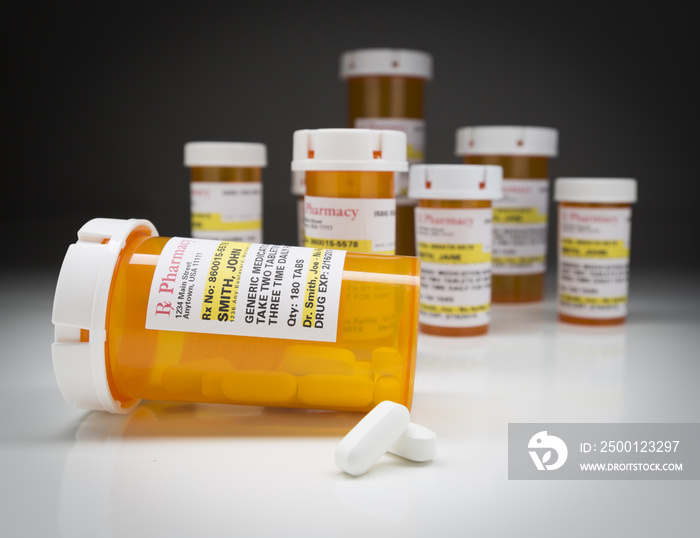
top-left (1, 270), bottom-right (699, 537)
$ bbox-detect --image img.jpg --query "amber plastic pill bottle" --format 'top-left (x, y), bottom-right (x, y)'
top-left (456, 126), bottom-right (558, 303)
top-left (290, 170), bottom-right (306, 246)
top-left (340, 48), bottom-right (432, 257)
top-left (185, 142), bottom-right (266, 242)
top-left (408, 164), bottom-right (503, 336)
top-left (292, 128), bottom-right (407, 255)
top-left (51, 218), bottom-right (420, 414)
top-left (554, 178), bottom-right (637, 326)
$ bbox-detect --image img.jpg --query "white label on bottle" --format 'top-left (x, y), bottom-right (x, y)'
top-left (558, 206), bottom-right (632, 319)
top-left (415, 207), bottom-right (493, 327)
top-left (492, 179), bottom-right (549, 275)
top-left (304, 196), bottom-right (396, 254)
top-left (146, 238), bottom-right (347, 342)
top-left (354, 118), bottom-right (425, 163)
top-left (190, 182), bottom-right (262, 242)
top-left (354, 117), bottom-right (425, 196)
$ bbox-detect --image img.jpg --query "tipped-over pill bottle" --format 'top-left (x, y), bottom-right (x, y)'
top-left (554, 178), bottom-right (637, 326)
top-left (51, 218), bottom-right (420, 414)
top-left (456, 126), bottom-right (558, 303)
top-left (185, 142), bottom-right (266, 242)
top-left (409, 164), bottom-right (503, 336)
top-left (292, 128), bottom-right (407, 255)
top-left (340, 48), bottom-right (433, 257)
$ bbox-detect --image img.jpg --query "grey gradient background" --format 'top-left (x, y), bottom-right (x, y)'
top-left (3, 1), bottom-right (697, 273)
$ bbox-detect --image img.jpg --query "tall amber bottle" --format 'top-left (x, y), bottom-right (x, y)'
top-left (456, 126), bottom-right (558, 303)
top-left (408, 165), bottom-right (503, 336)
top-left (340, 48), bottom-right (433, 256)
top-left (185, 142), bottom-right (266, 242)
top-left (292, 128), bottom-right (407, 255)
top-left (554, 178), bottom-right (637, 326)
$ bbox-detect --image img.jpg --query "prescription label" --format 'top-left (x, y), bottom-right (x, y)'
top-left (558, 206), bottom-right (632, 319)
top-left (304, 196), bottom-right (396, 254)
top-left (492, 179), bottom-right (549, 275)
top-left (354, 118), bottom-right (425, 163)
top-left (415, 207), bottom-right (493, 328)
top-left (146, 238), bottom-right (347, 342)
top-left (191, 182), bottom-right (262, 242)
top-left (355, 117), bottom-right (424, 196)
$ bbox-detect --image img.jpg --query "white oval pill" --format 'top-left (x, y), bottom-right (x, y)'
top-left (388, 422), bottom-right (437, 463)
top-left (335, 401), bottom-right (410, 476)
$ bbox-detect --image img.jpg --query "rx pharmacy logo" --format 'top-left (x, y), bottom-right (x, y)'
top-left (528, 431), bottom-right (568, 471)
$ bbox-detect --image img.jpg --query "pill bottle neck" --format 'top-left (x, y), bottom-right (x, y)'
top-left (418, 199), bottom-right (491, 209)
top-left (190, 167), bottom-right (262, 183)
top-left (463, 155), bottom-right (549, 179)
top-left (305, 170), bottom-right (395, 198)
top-left (347, 76), bottom-right (425, 124)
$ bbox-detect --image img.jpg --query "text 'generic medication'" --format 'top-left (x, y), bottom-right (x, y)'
top-left (554, 178), bottom-right (637, 326)
top-left (409, 164), bottom-right (503, 337)
top-left (51, 218), bottom-right (420, 414)
top-left (185, 142), bottom-right (266, 243)
top-left (456, 126), bottom-right (558, 303)
top-left (292, 128), bottom-right (407, 255)
top-left (340, 48), bottom-right (433, 257)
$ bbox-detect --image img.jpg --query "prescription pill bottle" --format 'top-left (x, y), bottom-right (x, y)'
top-left (291, 170), bottom-right (306, 246)
top-left (185, 142), bottom-right (266, 242)
top-left (409, 164), bottom-right (503, 336)
top-left (554, 178), bottom-right (637, 326)
top-left (456, 126), bottom-right (558, 303)
top-left (292, 128), bottom-right (407, 255)
top-left (340, 48), bottom-right (433, 257)
top-left (51, 218), bottom-right (420, 414)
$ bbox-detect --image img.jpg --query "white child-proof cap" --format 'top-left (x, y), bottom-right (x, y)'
top-left (554, 177), bottom-right (637, 203)
top-left (455, 126), bottom-right (558, 157)
top-left (291, 129), bottom-right (408, 172)
top-left (52, 218), bottom-right (159, 413)
top-left (408, 164), bottom-right (503, 200)
top-left (184, 142), bottom-right (267, 167)
top-left (339, 48), bottom-right (433, 80)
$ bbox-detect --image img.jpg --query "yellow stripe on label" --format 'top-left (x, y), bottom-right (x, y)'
top-left (560, 294), bottom-right (628, 306)
top-left (407, 144), bottom-right (424, 161)
top-left (420, 303), bottom-right (490, 314)
top-left (493, 255), bottom-right (547, 266)
top-left (561, 238), bottom-right (629, 258)
top-left (304, 236), bottom-right (375, 253)
top-left (493, 207), bottom-right (547, 224)
top-left (192, 213), bottom-right (262, 232)
top-left (417, 242), bottom-right (491, 264)
top-left (201, 241), bottom-right (251, 322)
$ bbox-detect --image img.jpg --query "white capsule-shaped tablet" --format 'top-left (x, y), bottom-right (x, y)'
top-left (335, 401), bottom-right (410, 476)
top-left (388, 422), bottom-right (437, 463)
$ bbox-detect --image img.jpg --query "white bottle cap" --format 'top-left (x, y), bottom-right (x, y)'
top-left (408, 164), bottom-right (503, 200)
top-left (52, 218), bottom-right (158, 413)
top-left (291, 129), bottom-right (408, 172)
top-left (184, 142), bottom-right (267, 167)
top-left (340, 48), bottom-right (433, 80)
top-left (455, 126), bottom-right (558, 157)
top-left (554, 178), bottom-right (637, 203)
